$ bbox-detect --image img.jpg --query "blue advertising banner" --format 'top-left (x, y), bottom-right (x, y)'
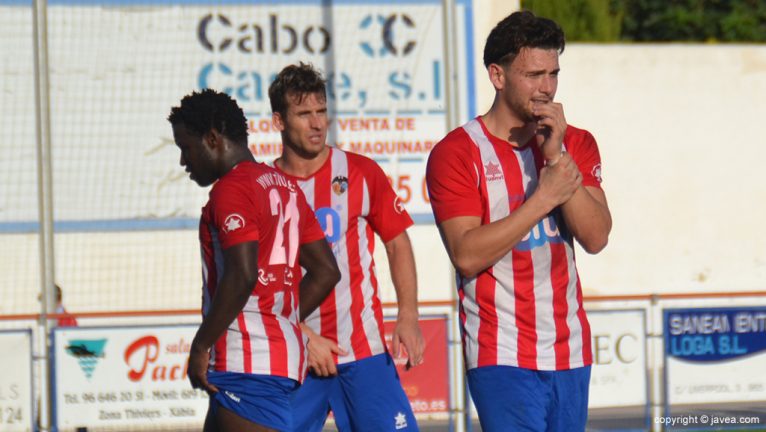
top-left (665, 307), bottom-right (766, 362)
top-left (664, 307), bottom-right (766, 405)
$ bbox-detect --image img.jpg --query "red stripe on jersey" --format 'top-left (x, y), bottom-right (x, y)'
top-left (576, 278), bottom-right (593, 365)
top-left (259, 293), bottom-right (287, 376)
top-left (346, 175), bottom-right (373, 358)
top-left (549, 241), bottom-right (571, 370)
top-left (513, 249), bottom-right (537, 369)
top-left (236, 313), bottom-right (252, 373)
top-left (475, 274), bottom-right (499, 367)
top-left (313, 165), bottom-right (339, 362)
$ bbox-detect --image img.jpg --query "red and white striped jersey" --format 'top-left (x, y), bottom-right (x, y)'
top-left (199, 161), bottom-right (325, 381)
top-left (426, 117), bottom-right (603, 371)
top-left (273, 148), bottom-right (413, 365)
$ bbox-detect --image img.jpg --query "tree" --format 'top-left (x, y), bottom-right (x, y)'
top-left (523, 0), bottom-right (624, 41)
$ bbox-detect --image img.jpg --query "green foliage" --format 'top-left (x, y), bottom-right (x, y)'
top-left (523, 0), bottom-right (624, 41)
top-left (522, 0), bottom-right (766, 42)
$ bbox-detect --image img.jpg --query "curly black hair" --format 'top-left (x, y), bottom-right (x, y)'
top-left (167, 89), bottom-right (248, 145)
top-left (268, 62), bottom-right (327, 117)
top-left (483, 11), bottom-right (565, 68)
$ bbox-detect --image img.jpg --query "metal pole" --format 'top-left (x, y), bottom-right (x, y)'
top-left (441, 0), bottom-right (460, 131)
top-left (32, 0), bottom-right (56, 429)
top-left (441, 1), bottom-right (464, 430)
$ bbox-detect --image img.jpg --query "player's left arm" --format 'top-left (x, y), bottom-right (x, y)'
top-left (384, 231), bottom-right (425, 368)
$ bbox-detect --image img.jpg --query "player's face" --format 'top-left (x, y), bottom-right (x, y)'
top-left (172, 123), bottom-right (217, 187)
top-left (274, 92), bottom-right (328, 159)
top-left (502, 47), bottom-right (560, 123)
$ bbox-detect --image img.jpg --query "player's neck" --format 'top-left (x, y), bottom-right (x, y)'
top-left (482, 103), bottom-right (536, 148)
top-left (276, 144), bottom-right (330, 178)
top-left (220, 147), bottom-right (255, 177)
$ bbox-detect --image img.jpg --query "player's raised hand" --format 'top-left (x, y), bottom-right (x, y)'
top-left (188, 343), bottom-right (218, 395)
top-left (533, 102), bottom-right (567, 162)
top-left (536, 152), bottom-right (582, 209)
top-left (392, 314), bottom-right (425, 370)
top-left (303, 325), bottom-right (348, 377)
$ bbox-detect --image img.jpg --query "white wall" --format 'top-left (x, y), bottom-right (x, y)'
top-left (464, 3), bottom-right (766, 295)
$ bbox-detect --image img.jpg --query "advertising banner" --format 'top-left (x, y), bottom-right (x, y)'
top-left (0, 0), bottom-right (474, 226)
top-left (383, 316), bottom-right (450, 414)
top-left (52, 325), bottom-right (207, 430)
top-left (665, 307), bottom-right (766, 405)
top-left (588, 310), bottom-right (648, 409)
top-left (0, 330), bottom-right (34, 432)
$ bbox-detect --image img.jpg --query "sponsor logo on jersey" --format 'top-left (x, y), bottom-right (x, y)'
top-left (515, 216), bottom-right (565, 251)
top-left (591, 163), bottom-right (603, 183)
top-left (223, 213), bottom-right (245, 233)
top-left (332, 175), bottom-right (349, 195)
top-left (395, 412), bottom-right (408, 429)
top-left (484, 160), bottom-right (504, 182)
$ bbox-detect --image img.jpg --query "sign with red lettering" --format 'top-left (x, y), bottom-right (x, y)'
top-left (383, 317), bottom-right (450, 413)
top-left (52, 325), bottom-right (207, 429)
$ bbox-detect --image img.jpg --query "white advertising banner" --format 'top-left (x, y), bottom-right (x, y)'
top-left (0, 330), bottom-right (34, 432)
top-left (0, 0), bottom-right (475, 226)
top-left (587, 310), bottom-right (648, 408)
top-left (665, 307), bottom-right (766, 405)
top-left (52, 325), bottom-right (207, 430)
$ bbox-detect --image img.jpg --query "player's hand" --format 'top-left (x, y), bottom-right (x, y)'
top-left (188, 342), bottom-right (217, 395)
top-left (392, 314), bottom-right (424, 370)
top-left (532, 102), bottom-right (567, 162)
top-left (536, 153), bottom-right (582, 208)
top-left (305, 331), bottom-right (348, 377)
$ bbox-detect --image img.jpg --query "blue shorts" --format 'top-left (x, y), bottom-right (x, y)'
top-left (467, 365), bottom-right (591, 432)
top-left (207, 371), bottom-right (299, 431)
top-left (291, 352), bottom-right (418, 432)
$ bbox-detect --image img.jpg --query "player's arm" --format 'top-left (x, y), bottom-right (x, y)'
top-left (558, 158), bottom-right (611, 253)
top-left (384, 231), bottom-right (424, 368)
top-left (298, 238), bottom-right (340, 321)
top-left (188, 241), bottom-right (259, 394)
top-left (437, 163), bottom-right (578, 279)
top-left (532, 103), bottom-right (611, 253)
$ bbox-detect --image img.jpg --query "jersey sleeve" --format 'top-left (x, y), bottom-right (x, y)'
top-left (426, 130), bottom-right (483, 223)
top-left (295, 183), bottom-right (326, 244)
top-left (208, 178), bottom-right (261, 250)
top-left (565, 126), bottom-right (603, 189)
top-left (362, 157), bottom-right (414, 243)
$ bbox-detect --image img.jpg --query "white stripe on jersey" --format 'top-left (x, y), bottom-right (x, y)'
top-left (565, 243), bottom-right (584, 367)
top-left (515, 147), bottom-right (556, 369)
top-left (463, 119), bottom-right (519, 368)
top-left (240, 295), bottom-right (269, 374)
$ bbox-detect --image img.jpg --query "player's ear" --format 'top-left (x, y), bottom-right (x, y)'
top-left (272, 112), bottom-right (285, 132)
top-left (487, 63), bottom-right (506, 91)
top-left (204, 129), bottom-right (223, 150)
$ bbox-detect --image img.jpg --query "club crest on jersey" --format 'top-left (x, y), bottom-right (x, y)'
top-left (591, 163), bottom-right (603, 183)
top-left (484, 160), bottom-right (504, 182)
top-left (223, 213), bottom-right (245, 233)
top-left (332, 176), bottom-right (349, 195)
